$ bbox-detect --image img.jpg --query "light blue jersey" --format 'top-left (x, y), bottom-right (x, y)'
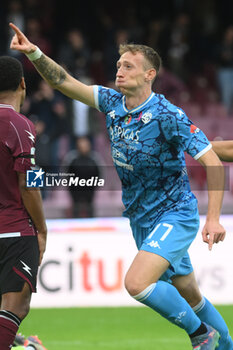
top-left (93, 86), bottom-right (211, 230)
top-left (93, 86), bottom-right (233, 342)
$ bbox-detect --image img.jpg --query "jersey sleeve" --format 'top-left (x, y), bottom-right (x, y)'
top-left (160, 107), bottom-right (212, 159)
top-left (7, 117), bottom-right (36, 173)
top-left (93, 85), bottom-right (122, 114)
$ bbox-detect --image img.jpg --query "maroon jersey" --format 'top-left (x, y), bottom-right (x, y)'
top-left (0, 104), bottom-right (37, 236)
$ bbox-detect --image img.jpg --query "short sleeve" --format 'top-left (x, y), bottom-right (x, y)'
top-left (93, 85), bottom-right (122, 114)
top-left (7, 119), bottom-right (36, 173)
top-left (160, 107), bottom-right (212, 159)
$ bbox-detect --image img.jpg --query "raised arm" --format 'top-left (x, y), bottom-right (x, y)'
top-left (197, 148), bottom-right (226, 250)
top-left (9, 23), bottom-right (95, 107)
top-left (211, 140), bottom-right (233, 162)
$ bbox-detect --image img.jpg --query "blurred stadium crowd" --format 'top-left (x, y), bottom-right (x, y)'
top-left (1, 0), bottom-right (233, 217)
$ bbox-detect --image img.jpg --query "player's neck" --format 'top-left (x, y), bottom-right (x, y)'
top-left (0, 93), bottom-right (20, 112)
top-left (124, 89), bottom-right (152, 111)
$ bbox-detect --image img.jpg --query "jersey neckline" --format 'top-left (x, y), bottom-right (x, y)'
top-left (0, 104), bottom-right (15, 110)
top-left (122, 92), bottom-right (155, 114)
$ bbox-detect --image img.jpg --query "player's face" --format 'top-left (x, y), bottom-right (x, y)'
top-left (115, 52), bottom-right (149, 94)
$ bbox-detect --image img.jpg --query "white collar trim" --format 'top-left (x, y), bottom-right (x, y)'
top-left (122, 92), bottom-right (155, 113)
top-left (0, 104), bottom-right (15, 111)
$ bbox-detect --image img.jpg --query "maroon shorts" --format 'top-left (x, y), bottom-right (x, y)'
top-left (0, 236), bottom-right (39, 294)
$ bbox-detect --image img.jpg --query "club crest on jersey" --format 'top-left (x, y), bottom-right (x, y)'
top-left (190, 124), bottom-right (200, 134)
top-left (108, 110), bottom-right (116, 119)
top-left (124, 115), bottom-right (132, 124)
top-left (141, 112), bottom-right (152, 124)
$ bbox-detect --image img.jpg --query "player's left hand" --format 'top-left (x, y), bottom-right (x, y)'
top-left (202, 221), bottom-right (226, 251)
top-left (9, 22), bottom-right (37, 54)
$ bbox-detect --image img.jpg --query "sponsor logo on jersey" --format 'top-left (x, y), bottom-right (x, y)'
top-left (110, 126), bottom-right (140, 143)
top-left (177, 109), bottom-right (184, 116)
top-left (175, 311), bottom-right (187, 325)
top-left (190, 124), bottom-right (200, 134)
top-left (112, 147), bottom-right (127, 161)
top-left (112, 158), bottom-right (134, 171)
top-left (25, 130), bottom-right (35, 143)
top-left (135, 112), bottom-right (143, 121)
top-left (146, 240), bottom-right (161, 249)
top-left (117, 142), bottom-right (138, 151)
top-left (108, 110), bottom-right (116, 119)
top-left (141, 112), bottom-right (152, 124)
top-left (124, 115), bottom-right (132, 124)
top-left (181, 167), bottom-right (188, 176)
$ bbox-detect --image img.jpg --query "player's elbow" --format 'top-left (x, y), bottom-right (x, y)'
top-left (198, 149), bottom-right (224, 167)
top-left (17, 171), bottom-right (27, 192)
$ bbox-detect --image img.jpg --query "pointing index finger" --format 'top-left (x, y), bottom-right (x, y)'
top-left (9, 22), bottom-right (23, 36)
top-left (208, 236), bottom-right (214, 251)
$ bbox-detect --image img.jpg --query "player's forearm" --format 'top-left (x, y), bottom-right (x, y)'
top-left (31, 53), bottom-right (67, 88)
top-left (198, 149), bottom-right (225, 221)
top-left (20, 187), bottom-right (47, 234)
top-left (30, 52), bottom-right (95, 106)
top-left (211, 140), bottom-right (233, 162)
top-left (205, 164), bottom-right (225, 221)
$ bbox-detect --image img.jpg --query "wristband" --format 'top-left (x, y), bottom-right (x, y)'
top-left (26, 47), bottom-right (42, 61)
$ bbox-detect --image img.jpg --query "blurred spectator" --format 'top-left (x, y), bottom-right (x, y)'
top-left (167, 13), bottom-right (191, 81)
top-left (29, 80), bottom-right (70, 170)
top-left (146, 19), bottom-right (169, 59)
top-left (64, 136), bottom-right (102, 218)
top-left (154, 66), bottom-right (188, 105)
top-left (6, 0), bottom-right (25, 57)
top-left (23, 0), bottom-right (41, 17)
top-left (7, 0), bottom-right (24, 30)
top-left (34, 118), bottom-right (51, 199)
top-left (72, 100), bottom-right (102, 140)
top-left (216, 25), bottom-right (233, 115)
top-left (104, 28), bottom-right (129, 84)
top-left (71, 77), bottom-right (103, 142)
top-left (22, 17), bottom-right (52, 92)
top-left (58, 28), bottom-right (91, 79)
top-left (124, 6), bottom-right (143, 43)
top-left (34, 119), bottom-right (51, 169)
top-left (24, 0), bottom-right (55, 33)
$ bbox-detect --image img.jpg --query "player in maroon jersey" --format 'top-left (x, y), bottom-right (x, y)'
top-left (0, 56), bottom-right (47, 350)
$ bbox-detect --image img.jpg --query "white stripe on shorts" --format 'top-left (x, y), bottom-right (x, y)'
top-left (0, 232), bottom-right (21, 238)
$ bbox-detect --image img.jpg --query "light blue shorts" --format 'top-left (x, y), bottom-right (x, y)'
top-left (130, 201), bottom-right (200, 283)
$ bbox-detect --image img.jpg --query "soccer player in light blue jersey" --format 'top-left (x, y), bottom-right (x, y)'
top-left (10, 23), bottom-right (233, 350)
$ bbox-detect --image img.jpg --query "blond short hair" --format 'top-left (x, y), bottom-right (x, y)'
top-left (119, 44), bottom-right (161, 73)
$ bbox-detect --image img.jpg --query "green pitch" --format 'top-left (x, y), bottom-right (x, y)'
top-left (19, 306), bottom-right (233, 350)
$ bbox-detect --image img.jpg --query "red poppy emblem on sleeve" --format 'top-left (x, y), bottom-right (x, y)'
top-left (190, 124), bottom-right (200, 134)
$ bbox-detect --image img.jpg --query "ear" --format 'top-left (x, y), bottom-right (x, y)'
top-left (20, 77), bottom-right (26, 90)
top-left (145, 68), bottom-right (156, 82)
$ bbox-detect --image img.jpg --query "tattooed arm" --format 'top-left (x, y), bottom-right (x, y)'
top-left (9, 23), bottom-right (95, 107)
